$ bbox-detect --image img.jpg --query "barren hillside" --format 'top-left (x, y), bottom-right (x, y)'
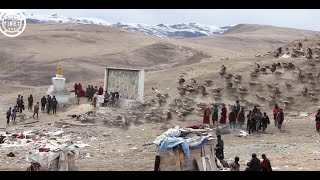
top-left (181, 24), bottom-right (317, 57)
top-left (1, 23), bottom-right (320, 171)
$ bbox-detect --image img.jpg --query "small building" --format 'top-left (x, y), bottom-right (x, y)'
top-left (153, 127), bottom-right (220, 171)
top-left (104, 67), bottom-right (144, 108)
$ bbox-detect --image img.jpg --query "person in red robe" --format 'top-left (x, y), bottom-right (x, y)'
top-left (260, 154), bottom-right (272, 171)
top-left (78, 83), bottom-right (82, 91)
top-left (203, 106), bottom-right (211, 124)
top-left (273, 104), bottom-right (280, 127)
top-left (276, 109), bottom-right (284, 130)
top-left (98, 86), bottom-right (104, 95)
top-left (315, 109), bottom-right (320, 132)
top-left (219, 104), bottom-right (227, 124)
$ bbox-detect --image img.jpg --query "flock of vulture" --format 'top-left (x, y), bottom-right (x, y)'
top-left (174, 41), bottom-right (320, 112)
top-left (145, 40), bottom-right (320, 121)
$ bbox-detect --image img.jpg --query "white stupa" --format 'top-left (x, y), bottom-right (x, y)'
top-left (46, 61), bottom-right (69, 106)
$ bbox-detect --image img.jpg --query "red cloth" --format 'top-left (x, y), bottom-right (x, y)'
top-left (39, 148), bottom-right (50, 152)
top-left (18, 134), bottom-right (25, 139)
top-left (261, 158), bottom-right (272, 171)
top-left (273, 107), bottom-right (280, 114)
top-left (316, 121), bottom-right (320, 130)
top-left (219, 107), bottom-right (227, 124)
top-left (98, 87), bottom-right (104, 95)
top-left (78, 89), bottom-right (86, 97)
top-left (203, 109), bottom-right (211, 124)
top-left (78, 83), bottom-right (82, 91)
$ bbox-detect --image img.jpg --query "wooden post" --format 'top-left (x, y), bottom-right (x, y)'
top-left (174, 147), bottom-right (182, 171)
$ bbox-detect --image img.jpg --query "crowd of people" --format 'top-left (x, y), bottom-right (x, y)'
top-left (215, 134), bottom-right (272, 171)
top-left (203, 101), bottom-right (288, 134)
top-left (74, 82), bottom-right (120, 108)
top-left (6, 94), bottom-right (59, 125)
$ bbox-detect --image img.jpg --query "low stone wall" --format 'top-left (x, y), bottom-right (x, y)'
top-left (119, 98), bottom-right (143, 109)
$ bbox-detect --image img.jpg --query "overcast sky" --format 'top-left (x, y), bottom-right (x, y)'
top-left (23, 9), bottom-right (320, 31)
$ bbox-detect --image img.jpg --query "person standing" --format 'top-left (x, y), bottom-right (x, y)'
top-left (16, 95), bottom-right (21, 112)
top-left (19, 96), bottom-right (24, 113)
top-left (93, 92), bottom-right (98, 108)
top-left (6, 107), bottom-right (11, 125)
top-left (28, 94), bottom-right (33, 111)
top-left (255, 110), bottom-right (262, 131)
top-left (315, 109), bottom-right (320, 132)
top-left (245, 153), bottom-right (262, 171)
top-left (33, 102), bottom-right (40, 118)
top-left (276, 109), bottom-right (284, 131)
top-left (235, 100), bottom-right (241, 114)
top-left (228, 109), bottom-right (237, 129)
top-left (86, 85), bottom-right (91, 100)
top-left (52, 96), bottom-right (58, 114)
top-left (41, 96), bottom-right (46, 111)
top-left (252, 106), bottom-right (259, 114)
top-left (261, 154), bottom-right (272, 171)
top-left (230, 156), bottom-right (240, 171)
top-left (212, 105), bottom-right (219, 125)
top-left (246, 110), bottom-right (252, 131)
top-left (219, 104), bottom-right (227, 124)
top-left (261, 112), bottom-right (270, 132)
top-left (46, 95), bottom-right (52, 114)
top-left (215, 135), bottom-right (224, 158)
top-left (248, 115), bottom-right (256, 134)
top-left (11, 106), bottom-right (17, 122)
top-left (273, 104), bottom-right (280, 127)
top-left (98, 86), bottom-right (104, 95)
top-left (237, 108), bottom-right (245, 129)
top-left (203, 105), bottom-right (211, 125)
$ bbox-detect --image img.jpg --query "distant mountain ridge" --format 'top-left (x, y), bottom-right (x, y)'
top-left (25, 13), bottom-right (234, 38)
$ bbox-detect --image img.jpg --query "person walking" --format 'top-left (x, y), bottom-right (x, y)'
top-left (6, 107), bottom-right (11, 125)
top-left (11, 106), bottom-right (17, 122)
top-left (273, 104), bottom-right (280, 127)
top-left (52, 97), bottom-right (58, 114)
top-left (33, 102), bottom-right (40, 118)
top-left (41, 96), bottom-right (46, 111)
top-left (261, 112), bottom-right (270, 132)
top-left (276, 109), bottom-right (284, 131)
top-left (28, 94), bottom-right (33, 111)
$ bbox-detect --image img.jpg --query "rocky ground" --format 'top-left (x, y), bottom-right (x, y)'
top-left (0, 95), bottom-right (319, 171)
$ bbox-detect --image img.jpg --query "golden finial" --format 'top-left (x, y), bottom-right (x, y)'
top-left (56, 61), bottom-right (62, 76)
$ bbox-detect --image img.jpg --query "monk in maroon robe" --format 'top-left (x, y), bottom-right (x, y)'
top-left (260, 154), bottom-right (272, 171)
top-left (219, 104), bottom-right (227, 124)
top-left (315, 109), bottom-right (320, 131)
top-left (203, 106), bottom-right (211, 124)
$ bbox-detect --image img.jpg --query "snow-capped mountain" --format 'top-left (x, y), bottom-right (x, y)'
top-left (25, 13), bottom-right (233, 38)
top-left (111, 22), bottom-right (233, 38)
top-left (25, 13), bottom-right (111, 26)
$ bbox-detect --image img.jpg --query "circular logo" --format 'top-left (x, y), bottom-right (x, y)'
top-left (0, 10), bottom-right (26, 37)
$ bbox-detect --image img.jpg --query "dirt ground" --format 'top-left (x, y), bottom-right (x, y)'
top-left (0, 93), bottom-right (319, 171)
top-left (0, 23), bottom-right (320, 171)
